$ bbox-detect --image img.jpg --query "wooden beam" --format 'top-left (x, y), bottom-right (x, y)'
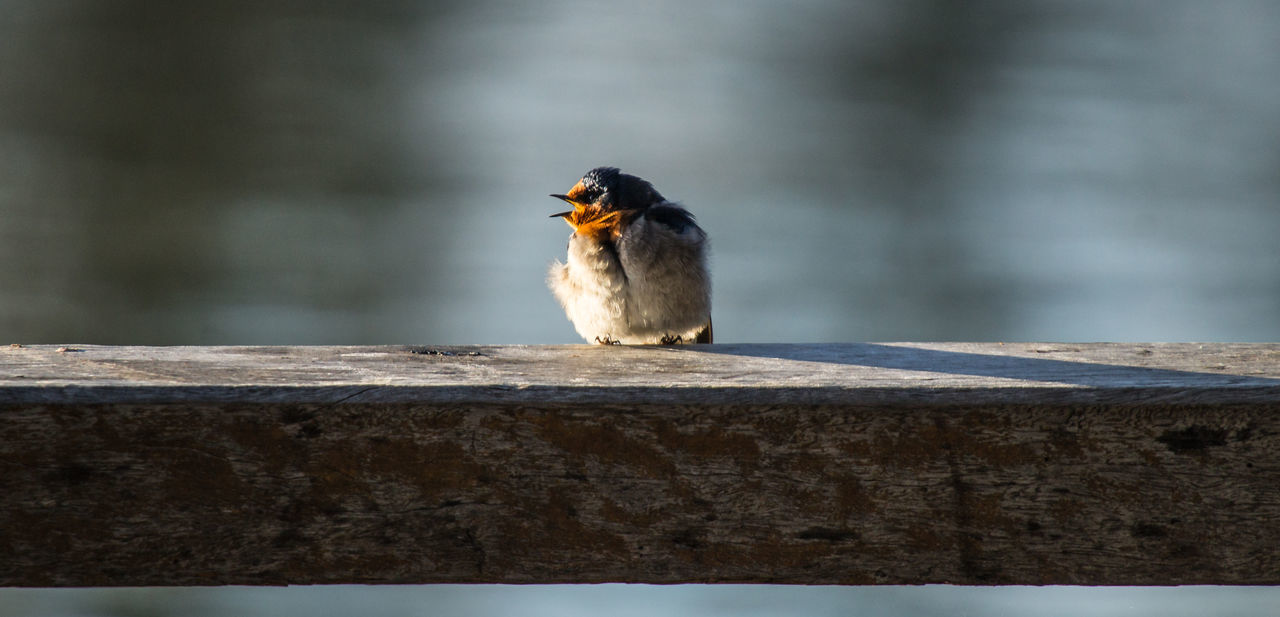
top-left (1, 343), bottom-right (1277, 586)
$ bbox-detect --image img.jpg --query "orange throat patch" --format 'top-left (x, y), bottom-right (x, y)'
top-left (563, 207), bottom-right (637, 240)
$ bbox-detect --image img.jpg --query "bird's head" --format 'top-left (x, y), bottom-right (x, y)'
top-left (550, 167), bottom-right (665, 236)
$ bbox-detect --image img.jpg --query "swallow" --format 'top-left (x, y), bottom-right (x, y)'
top-left (547, 166), bottom-right (712, 345)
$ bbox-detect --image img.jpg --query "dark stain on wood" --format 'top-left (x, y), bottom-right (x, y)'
top-left (1131, 522), bottom-right (1168, 538)
top-left (795, 527), bottom-right (858, 542)
top-left (1157, 425), bottom-right (1229, 454)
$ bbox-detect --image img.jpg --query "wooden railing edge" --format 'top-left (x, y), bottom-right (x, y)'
top-left (1, 342), bottom-right (1277, 586)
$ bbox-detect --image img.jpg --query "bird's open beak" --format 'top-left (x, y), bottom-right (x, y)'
top-left (550, 181), bottom-right (590, 225)
top-left (549, 194), bottom-right (577, 219)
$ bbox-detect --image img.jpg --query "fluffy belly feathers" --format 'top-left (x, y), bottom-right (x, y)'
top-left (549, 214), bottom-right (710, 344)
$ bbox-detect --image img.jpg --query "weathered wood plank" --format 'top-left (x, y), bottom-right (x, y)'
top-left (1, 343), bottom-right (1278, 586)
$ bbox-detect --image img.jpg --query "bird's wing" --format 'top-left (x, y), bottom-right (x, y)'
top-left (695, 318), bottom-right (713, 344)
top-left (645, 204), bottom-right (698, 234)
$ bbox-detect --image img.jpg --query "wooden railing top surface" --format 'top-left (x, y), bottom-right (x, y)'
top-left (3, 342), bottom-right (1278, 405)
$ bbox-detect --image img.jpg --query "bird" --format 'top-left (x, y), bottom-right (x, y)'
top-left (547, 166), bottom-right (712, 345)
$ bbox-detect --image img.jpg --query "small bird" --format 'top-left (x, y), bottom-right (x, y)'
top-left (547, 166), bottom-right (712, 345)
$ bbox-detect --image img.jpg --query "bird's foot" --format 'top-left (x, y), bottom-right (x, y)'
top-left (659, 334), bottom-right (684, 345)
top-left (594, 336), bottom-right (620, 345)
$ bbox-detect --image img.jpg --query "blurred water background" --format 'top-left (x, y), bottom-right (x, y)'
top-left (1, 0), bottom-right (1278, 615)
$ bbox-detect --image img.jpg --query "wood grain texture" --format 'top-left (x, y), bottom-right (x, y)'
top-left (1, 343), bottom-right (1278, 586)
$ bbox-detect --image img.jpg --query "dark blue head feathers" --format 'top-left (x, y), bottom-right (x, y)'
top-left (578, 166), bottom-right (665, 211)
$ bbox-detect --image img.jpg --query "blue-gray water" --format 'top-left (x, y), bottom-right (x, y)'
top-left (2, 586), bottom-right (1279, 617)
top-left (1, 0), bottom-right (1278, 614)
